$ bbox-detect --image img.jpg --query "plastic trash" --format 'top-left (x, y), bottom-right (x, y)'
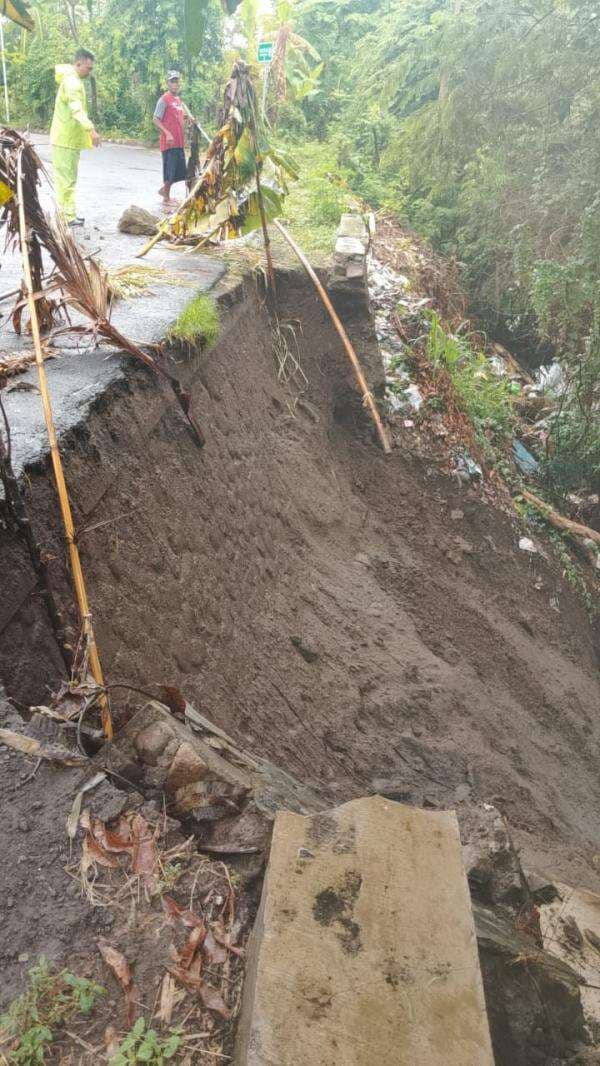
top-left (512, 439), bottom-right (539, 475)
top-left (404, 383), bottom-right (423, 410)
top-left (455, 452), bottom-right (483, 480)
top-left (535, 361), bottom-right (568, 397)
top-left (519, 537), bottom-right (538, 554)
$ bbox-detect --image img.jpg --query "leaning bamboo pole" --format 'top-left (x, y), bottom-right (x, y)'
top-left (273, 220), bottom-right (391, 454)
top-left (16, 153), bottom-right (112, 739)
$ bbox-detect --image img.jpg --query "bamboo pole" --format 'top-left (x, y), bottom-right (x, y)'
top-left (255, 166), bottom-right (276, 295)
top-left (273, 220), bottom-right (391, 454)
top-left (16, 152), bottom-right (113, 739)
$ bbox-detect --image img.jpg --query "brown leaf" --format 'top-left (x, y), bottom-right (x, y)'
top-left (98, 940), bottom-right (136, 1027)
top-left (168, 963), bottom-right (204, 991)
top-left (162, 895), bottom-right (205, 929)
top-left (98, 940), bottom-right (133, 991)
top-left (203, 928), bottom-right (227, 966)
top-left (177, 926), bottom-right (205, 970)
top-left (130, 814), bottom-right (159, 892)
top-left (168, 968), bottom-right (230, 1018)
top-left (87, 816), bottom-right (133, 855)
top-left (212, 919), bottom-right (244, 958)
top-left (198, 982), bottom-right (231, 1020)
top-left (84, 834), bottom-right (120, 869)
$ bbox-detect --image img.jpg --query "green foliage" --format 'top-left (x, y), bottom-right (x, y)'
top-left (168, 294), bottom-right (220, 346)
top-left (426, 312), bottom-right (516, 448)
top-left (4, 0), bottom-right (224, 139)
top-left (540, 345), bottom-right (600, 495)
top-left (283, 141), bottom-right (354, 254)
top-left (0, 957), bottom-right (104, 1065)
top-left (111, 1018), bottom-right (181, 1065)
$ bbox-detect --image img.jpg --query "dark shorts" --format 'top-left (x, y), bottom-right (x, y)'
top-left (162, 147), bottom-right (187, 184)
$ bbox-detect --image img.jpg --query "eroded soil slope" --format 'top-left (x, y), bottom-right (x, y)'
top-left (1, 268), bottom-right (599, 891)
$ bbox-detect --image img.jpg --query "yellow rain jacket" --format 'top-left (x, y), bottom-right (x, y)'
top-left (50, 65), bottom-right (94, 150)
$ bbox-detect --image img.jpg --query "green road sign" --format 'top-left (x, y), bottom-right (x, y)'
top-left (258, 41), bottom-right (273, 63)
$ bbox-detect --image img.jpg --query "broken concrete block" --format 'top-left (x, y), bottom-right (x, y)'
top-left (235, 796), bottom-right (494, 1066)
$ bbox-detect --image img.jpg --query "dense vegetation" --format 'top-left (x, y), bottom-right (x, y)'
top-left (3, 0), bottom-right (599, 492)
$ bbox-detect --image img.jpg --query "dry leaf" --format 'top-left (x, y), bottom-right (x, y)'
top-left (212, 919), bottom-right (244, 958)
top-left (104, 1025), bottom-right (120, 1059)
top-left (83, 834), bottom-right (120, 869)
top-left (177, 926), bottom-right (205, 970)
top-left (168, 967), bottom-right (230, 1018)
top-left (198, 982), bottom-right (231, 1019)
top-left (98, 940), bottom-right (133, 991)
top-left (203, 928), bottom-right (227, 966)
top-left (156, 973), bottom-right (182, 1027)
top-left (162, 895), bottom-right (205, 929)
top-left (98, 940), bottom-right (135, 1026)
top-left (130, 813), bottom-right (159, 892)
top-left (66, 771), bottom-right (106, 840)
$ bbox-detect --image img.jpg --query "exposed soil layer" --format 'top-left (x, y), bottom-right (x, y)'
top-left (1, 259), bottom-right (600, 979)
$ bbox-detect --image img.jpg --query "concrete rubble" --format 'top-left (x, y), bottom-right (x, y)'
top-left (235, 796), bottom-right (494, 1066)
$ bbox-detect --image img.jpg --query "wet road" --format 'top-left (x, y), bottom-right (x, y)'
top-left (0, 134), bottom-right (225, 476)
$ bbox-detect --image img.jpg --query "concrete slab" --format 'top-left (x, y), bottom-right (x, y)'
top-left (235, 796), bottom-right (494, 1066)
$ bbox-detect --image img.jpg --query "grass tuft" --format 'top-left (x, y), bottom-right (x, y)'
top-left (0, 957), bottom-right (104, 1064)
top-left (167, 294), bottom-right (220, 348)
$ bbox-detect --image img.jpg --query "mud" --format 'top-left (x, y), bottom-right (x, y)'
top-left (1, 259), bottom-right (600, 956)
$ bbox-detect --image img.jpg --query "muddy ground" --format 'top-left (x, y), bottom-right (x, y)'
top-left (1, 262), bottom-right (599, 1048)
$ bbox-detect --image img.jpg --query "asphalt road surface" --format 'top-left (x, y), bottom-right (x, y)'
top-left (0, 133), bottom-right (225, 475)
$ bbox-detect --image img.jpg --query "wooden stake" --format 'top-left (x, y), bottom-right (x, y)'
top-left (273, 220), bottom-right (391, 454)
top-left (16, 152), bottom-right (113, 739)
top-left (255, 166), bottom-right (276, 295)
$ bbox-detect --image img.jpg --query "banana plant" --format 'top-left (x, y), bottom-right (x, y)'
top-left (0, 0), bottom-right (34, 31)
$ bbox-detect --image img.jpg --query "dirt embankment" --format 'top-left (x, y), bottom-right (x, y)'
top-left (1, 265), bottom-right (599, 897)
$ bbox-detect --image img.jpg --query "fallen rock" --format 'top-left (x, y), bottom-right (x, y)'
top-left (94, 701), bottom-right (325, 857)
top-left (118, 205), bottom-right (159, 236)
top-left (165, 741), bottom-right (209, 791)
top-left (235, 797), bottom-right (494, 1065)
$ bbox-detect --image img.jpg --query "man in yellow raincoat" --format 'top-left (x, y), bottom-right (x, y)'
top-left (50, 48), bottom-right (101, 227)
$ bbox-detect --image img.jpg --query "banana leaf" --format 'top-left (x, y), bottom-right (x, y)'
top-left (184, 0), bottom-right (209, 55)
top-left (240, 183), bottom-right (284, 235)
top-left (0, 0), bottom-right (34, 31)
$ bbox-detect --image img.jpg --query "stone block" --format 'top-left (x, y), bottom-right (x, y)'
top-left (235, 796), bottom-right (494, 1066)
top-left (165, 741), bottom-right (209, 791)
top-left (334, 235), bottom-right (366, 259)
top-left (338, 214), bottom-right (368, 242)
top-left (133, 720), bottom-right (175, 766)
